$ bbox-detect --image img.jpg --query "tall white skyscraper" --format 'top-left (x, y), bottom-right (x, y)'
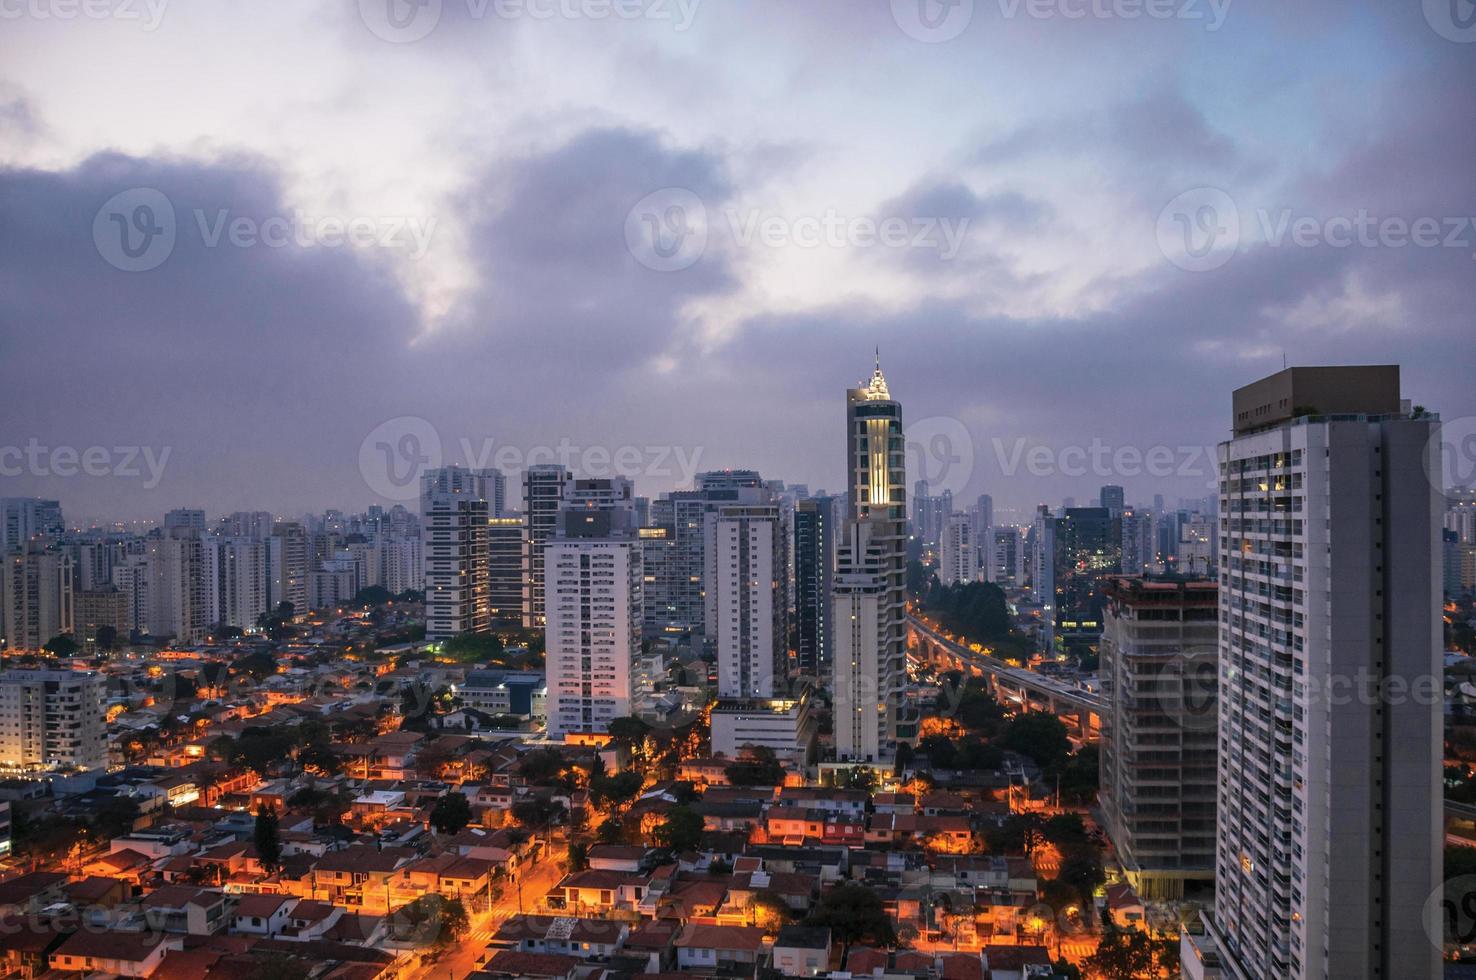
top-left (201, 536), bottom-right (267, 631)
top-left (1194, 366), bottom-right (1440, 980)
top-left (833, 516), bottom-right (888, 763)
top-left (145, 533), bottom-right (207, 644)
top-left (422, 467), bottom-right (490, 641)
top-left (845, 353), bottom-right (909, 745)
top-left (938, 511), bottom-right (974, 586)
top-left (545, 484), bottom-right (642, 738)
top-left (987, 526), bottom-right (1022, 586)
top-left (267, 522), bottom-right (310, 616)
top-left (706, 504), bottom-right (786, 699)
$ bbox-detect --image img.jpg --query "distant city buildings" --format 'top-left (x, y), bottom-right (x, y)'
top-left (422, 466), bottom-right (491, 641)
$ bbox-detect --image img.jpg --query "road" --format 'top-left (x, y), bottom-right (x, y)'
top-left (405, 853), bottom-right (569, 980)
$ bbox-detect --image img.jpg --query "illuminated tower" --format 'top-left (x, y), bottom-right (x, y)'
top-left (844, 351), bottom-right (910, 746)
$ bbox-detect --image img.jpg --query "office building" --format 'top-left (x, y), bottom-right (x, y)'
top-left (487, 517), bottom-right (523, 622)
top-left (73, 588), bottom-right (128, 650)
top-left (845, 354), bottom-right (909, 744)
top-left (794, 496), bottom-right (836, 677)
top-left (0, 669), bottom-right (106, 772)
top-left (1099, 577), bottom-right (1218, 901)
top-left (1100, 484), bottom-right (1126, 520)
top-left (986, 526), bottom-right (1023, 586)
top-left (711, 689), bottom-right (817, 765)
top-left (1121, 507), bottom-right (1156, 576)
top-left (422, 466), bottom-right (491, 641)
top-left (1197, 365), bottom-right (1441, 980)
top-left (544, 485), bottom-right (642, 738)
top-left (521, 465), bottom-right (571, 628)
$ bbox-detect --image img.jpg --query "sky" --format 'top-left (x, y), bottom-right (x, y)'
top-left (0, 0), bottom-right (1473, 526)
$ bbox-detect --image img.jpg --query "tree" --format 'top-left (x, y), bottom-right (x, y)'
top-left (805, 883), bottom-right (897, 947)
top-left (567, 841), bottom-right (589, 872)
top-left (1000, 712), bottom-right (1072, 773)
top-left (43, 634), bottom-right (78, 658)
top-left (748, 889), bottom-right (793, 931)
top-left (353, 585), bottom-right (393, 607)
top-left (724, 746), bottom-right (784, 786)
top-left (254, 804), bottom-right (282, 873)
top-left (94, 796), bottom-right (140, 839)
top-left (1057, 851), bottom-right (1105, 907)
top-left (590, 771), bottom-right (644, 808)
top-left (94, 625), bottom-right (119, 653)
top-left (843, 767), bottom-right (878, 792)
top-left (596, 818), bottom-right (626, 845)
top-left (511, 797), bottom-right (566, 831)
top-left (518, 748), bottom-right (567, 784)
top-left (393, 894), bottom-right (469, 948)
top-left (441, 631), bottom-right (505, 663)
top-left (430, 793), bottom-right (473, 834)
top-left (1083, 926), bottom-right (1155, 980)
top-left (607, 716), bottom-right (652, 744)
top-left (652, 806), bottom-right (704, 853)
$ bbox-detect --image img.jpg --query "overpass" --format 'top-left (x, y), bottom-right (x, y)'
top-left (907, 614), bottom-right (1101, 738)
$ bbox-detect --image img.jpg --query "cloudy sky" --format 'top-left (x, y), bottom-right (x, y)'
top-left (1, 0), bottom-right (1472, 525)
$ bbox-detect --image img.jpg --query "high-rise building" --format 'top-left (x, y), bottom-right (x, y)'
top-left (833, 516), bottom-right (888, 763)
top-left (648, 472), bottom-right (771, 639)
top-left (0, 670), bottom-right (106, 772)
top-left (266, 522), bottom-right (310, 616)
top-left (1050, 506), bottom-right (1121, 656)
top-left (203, 536), bottom-right (268, 631)
top-left (0, 499), bottom-right (63, 554)
top-left (938, 511), bottom-right (974, 586)
top-left (521, 465), bottom-right (571, 628)
top-left (1194, 366), bottom-right (1440, 980)
top-left (163, 508), bottom-right (206, 533)
top-left (1100, 484), bottom-right (1126, 520)
top-left (844, 353), bottom-right (909, 745)
top-left (544, 486), bottom-right (642, 738)
top-left (1099, 577), bottom-right (1218, 901)
top-left (986, 526), bottom-right (1022, 586)
top-left (0, 548), bottom-right (73, 651)
top-left (793, 496), bottom-right (836, 677)
top-left (487, 517), bottom-right (523, 622)
top-left (1121, 508), bottom-right (1156, 576)
top-left (144, 533), bottom-right (207, 644)
top-left (706, 504), bottom-right (786, 699)
top-left (422, 466), bottom-right (491, 641)
top-left (73, 588), bottom-right (128, 650)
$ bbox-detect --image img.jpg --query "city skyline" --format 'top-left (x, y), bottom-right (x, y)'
top-left (2, 3), bottom-right (1474, 523)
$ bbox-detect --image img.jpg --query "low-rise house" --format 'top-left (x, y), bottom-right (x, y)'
top-left (277, 899), bottom-right (344, 940)
top-left (492, 914), bottom-right (629, 958)
top-left (772, 925), bottom-right (832, 977)
top-left (674, 923), bottom-right (767, 970)
top-left (310, 845), bottom-right (416, 912)
top-left (0, 916), bottom-right (66, 978)
top-left (1104, 882), bottom-right (1145, 930)
top-left (140, 885), bottom-right (231, 935)
top-left (551, 869), bottom-right (649, 913)
top-left (481, 950), bottom-right (581, 980)
top-left (232, 893), bottom-right (297, 936)
top-left (50, 930), bottom-right (170, 977)
top-left (587, 844), bottom-right (647, 872)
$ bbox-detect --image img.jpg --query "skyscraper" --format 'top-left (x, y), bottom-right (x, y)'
top-left (0, 499), bottom-right (63, 554)
top-left (833, 516), bottom-right (888, 763)
top-left (487, 517), bottom-right (523, 622)
top-left (1099, 576), bottom-right (1218, 901)
top-left (706, 504), bottom-right (786, 699)
top-left (544, 483), bottom-right (642, 738)
top-left (421, 466), bottom-right (491, 641)
top-left (794, 496), bottom-right (836, 678)
top-left (844, 353), bottom-right (909, 745)
top-left (1099, 484), bottom-right (1126, 520)
top-left (938, 511), bottom-right (973, 586)
top-left (0, 547), bottom-right (73, 651)
top-left (1195, 366), bottom-right (1440, 980)
top-left (521, 465), bottom-right (571, 628)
